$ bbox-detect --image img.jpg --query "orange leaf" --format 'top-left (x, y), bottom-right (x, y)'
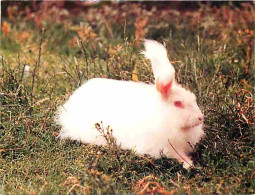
top-left (2, 21), bottom-right (10, 36)
top-left (18, 31), bottom-right (30, 42)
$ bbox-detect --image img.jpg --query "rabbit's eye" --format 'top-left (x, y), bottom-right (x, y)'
top-left (174, 101), bottom-right (184, 108)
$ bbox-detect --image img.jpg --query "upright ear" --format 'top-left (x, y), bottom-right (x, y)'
top-left (142, 40), bottom-right (175, 83)
top-left (142, 39), bottom-right (176, 99)
top-left (156, 76), bottom-right (174, 99)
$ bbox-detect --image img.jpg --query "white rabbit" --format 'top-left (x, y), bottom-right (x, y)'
top-left (56, 39), bottom-right (204, 169)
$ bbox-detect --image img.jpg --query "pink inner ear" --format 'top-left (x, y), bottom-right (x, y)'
top-left (162, 81), bottom-right (172, 97)
top-left (156, 78), bottom-right (173, 99)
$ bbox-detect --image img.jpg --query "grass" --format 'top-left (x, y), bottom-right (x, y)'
top-left (0, 2), bottom-right (254, 194)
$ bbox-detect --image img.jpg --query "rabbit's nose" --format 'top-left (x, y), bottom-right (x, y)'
top-left (198, 115), bottom-right (204, 122)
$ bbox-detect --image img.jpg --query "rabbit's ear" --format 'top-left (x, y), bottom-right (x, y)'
top-left (156, 76), bottom-right (174, 99)
top-left (142, 39), bottom-right (176, 93)
top-left (143, 40), bottom-right (175, 82)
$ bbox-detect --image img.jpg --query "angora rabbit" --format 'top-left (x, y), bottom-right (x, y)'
top-left (56, 39), bottom-right (204, 169)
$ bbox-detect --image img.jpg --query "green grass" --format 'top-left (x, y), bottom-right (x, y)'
top-left (1, 2), bottom-right (254, 194)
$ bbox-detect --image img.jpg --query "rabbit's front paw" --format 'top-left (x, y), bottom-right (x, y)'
top-left (182, 160), bottom-right (193, 169)
top-left (178, 157), bottom-right (193, 169)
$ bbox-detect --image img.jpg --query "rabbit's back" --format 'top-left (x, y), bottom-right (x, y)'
top-left (57, 78), bottom-right (171, 155)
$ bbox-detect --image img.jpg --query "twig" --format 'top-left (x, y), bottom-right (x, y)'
top-left (61, 66), bottom-right (78, 83)
top-left (1, 56), bottom-right (4, 79)
top-left (74, 56), bottom-right (82, 86)
top-left (168, 139), bottom-right (193, 168)
top-left (41, 107), bottom-right (51, 130)
top-left (30, 137), bottom-right (38, 148)
top-left (187, 142), bottom-right (195, 152)
top-left (137, 155), bottom-right (156, 168)
top-left (0, 147), bottom-right (22, 152)
top-left (31, 34), bottom-right (43, 99)
top-left (67, 184), bottom-right (90, 194)
top-left (20, 63), bottom-right (26, 83)
top-left (25, 120), bottom-right (31, 145)
top-left (43, 72), bottom-right (66, 92)
top-left (67, 184), bottom-right (80, 194)
top-left (169, 179), bottom-right (179, 188)
top-left (102, 17), bottom-right (113, 39)
top-left (137, 175), bottom-right (175, 195)
top-left (76, 34), bottom-right (89, 81)
top-left (38, 176), bottom-right (48, 195)
top-left (251, 170), bottom-right (255, 179)
top-left (17, 52), bottom-right (21, 77)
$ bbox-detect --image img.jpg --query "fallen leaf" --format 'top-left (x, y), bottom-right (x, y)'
top-left (19, 31), bottom-right (30, 42)
top-left (2, 21), bottom-right (10, 36)
top-left (132, 64), bottom-right (139, 82)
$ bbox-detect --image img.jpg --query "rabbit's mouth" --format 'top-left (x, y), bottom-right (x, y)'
top-left (193, 123), bottom-right (203, 128)
top-left (182, 123), bottom-right (203, 131)
top-left (193, 121), bottom-right (203, 128)
top-left (184, 121), bottom-right (203, 129)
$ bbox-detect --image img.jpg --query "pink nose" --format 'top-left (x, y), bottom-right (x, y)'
top-left (198, 115), bottom-right (204, 122)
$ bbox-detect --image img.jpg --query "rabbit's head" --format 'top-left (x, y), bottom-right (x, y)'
top-left (156, 77), bottom-right (204, 129)
top-left (143, 39), bottom-right (204, 129)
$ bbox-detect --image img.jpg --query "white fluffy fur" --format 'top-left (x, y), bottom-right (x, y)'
top-left (142, 39), bottom-right (175, 85)
top-left (56, 40), bottom-right (204, 169)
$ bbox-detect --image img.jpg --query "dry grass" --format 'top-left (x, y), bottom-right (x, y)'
top-left (0, 2), bottom-right (254, 194)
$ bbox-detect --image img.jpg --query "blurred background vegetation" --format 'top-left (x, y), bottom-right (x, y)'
top-left (0, 1), bottom-right (254, 194)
